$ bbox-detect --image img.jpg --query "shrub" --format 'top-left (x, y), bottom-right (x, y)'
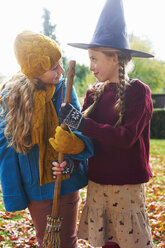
top-left (150, 109), bottom-right (165, 139)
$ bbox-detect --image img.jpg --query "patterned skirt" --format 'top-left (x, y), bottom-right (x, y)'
top-left (78, 180), bottom-right (153, 248)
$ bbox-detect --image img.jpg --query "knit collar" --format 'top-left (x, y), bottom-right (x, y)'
top-left (105, 82), bottom-right (119, 91)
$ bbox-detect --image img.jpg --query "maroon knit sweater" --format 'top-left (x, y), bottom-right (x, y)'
top-left (82, 79), bottom-right (153, 185)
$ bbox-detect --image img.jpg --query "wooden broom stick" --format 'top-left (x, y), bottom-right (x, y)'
top-left (51, 60), bottom-right (76, 218)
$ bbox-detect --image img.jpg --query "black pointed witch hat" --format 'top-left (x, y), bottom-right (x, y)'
top-left (68, 0), bottom-right (153, 58)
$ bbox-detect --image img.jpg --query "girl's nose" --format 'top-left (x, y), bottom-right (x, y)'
top-left (60, 66), bottom-right (64, 74)
top-left (59, 64), bottom-right (64, 74)
top-left (90, 63), bottom-right (94, 71)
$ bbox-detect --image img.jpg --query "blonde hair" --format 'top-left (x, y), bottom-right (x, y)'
top-left (0, 72), bottom-right (45, 153)
top-left (83, 47), bottom-right (132, 127)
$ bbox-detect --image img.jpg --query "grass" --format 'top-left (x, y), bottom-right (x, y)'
top-left (150, 139), bottom-right (165, 156)
top-left (149, 139), bottom-right (165, 185)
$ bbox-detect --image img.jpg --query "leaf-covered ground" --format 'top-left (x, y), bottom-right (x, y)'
top-left (0, 139), bottom-right (164, 248)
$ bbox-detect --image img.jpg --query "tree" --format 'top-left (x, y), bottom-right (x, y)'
top-left (74, 64), bottom-right (95, 97)
top-left (41, 8), bottom-right (69, 69)
top-left (129, 35), bottom-right (165, 93)
top-left (41, 8), bottom-right (58, 43)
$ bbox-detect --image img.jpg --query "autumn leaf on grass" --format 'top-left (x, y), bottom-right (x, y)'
top-left (0, 235), bottom-right (5, 241)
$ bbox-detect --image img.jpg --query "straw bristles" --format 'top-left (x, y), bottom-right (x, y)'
top-left (42, 215), bottom-right (62, 248)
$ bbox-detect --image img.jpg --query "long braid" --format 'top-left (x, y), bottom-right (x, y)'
top-left (114, 56), bottom-right (126, 127)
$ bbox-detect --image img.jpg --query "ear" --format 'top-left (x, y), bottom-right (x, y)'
top-left (112, 53), bottom-right (119, 65)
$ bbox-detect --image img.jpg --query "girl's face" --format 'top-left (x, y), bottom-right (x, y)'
top-left (38, 59), bottom-right (64, 85)
top-left (88, 49), bottom-right (119, 82)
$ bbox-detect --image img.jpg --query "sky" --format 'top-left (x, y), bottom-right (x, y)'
top-left (0, 0), bottom-right (165, 76)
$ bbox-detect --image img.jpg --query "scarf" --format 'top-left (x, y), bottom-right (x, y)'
top-left (31, 84), bottom-right (59, 186)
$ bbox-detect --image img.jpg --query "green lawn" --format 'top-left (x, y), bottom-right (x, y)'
top-left (146, 139), bottom-right (165, 247)
top-left (149, 139), bottom-right (165, 185)
top-left (150, 139), bottom-right (165, 156)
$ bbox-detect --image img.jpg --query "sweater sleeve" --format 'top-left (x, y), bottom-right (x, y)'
top-left (69, 85), bottom-right (94, 160)
top-left (0, 114), bottom-right (28, 211)
top-left (83, 82), bottom-right (153, 150)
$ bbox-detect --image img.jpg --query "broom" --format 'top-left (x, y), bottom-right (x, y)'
top-left (42, 60), bottom-right (76, 248)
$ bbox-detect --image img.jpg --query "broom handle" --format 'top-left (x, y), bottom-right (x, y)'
top-left (51, 60), bottom-right (76, 218)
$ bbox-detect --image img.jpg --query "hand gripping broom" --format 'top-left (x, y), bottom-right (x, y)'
top-left (42, 60), bottom-right (76, 248)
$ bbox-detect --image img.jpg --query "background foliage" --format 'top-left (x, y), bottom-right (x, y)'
top-left (151, 109), bottom-right (165, 139)
top-left (129, 35), bottom-right (165, 93)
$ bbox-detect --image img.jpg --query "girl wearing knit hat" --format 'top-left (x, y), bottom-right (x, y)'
top-left (0, 30), bottom-right (93, 248)
top-left (54, 0), bottom-right (154, 247)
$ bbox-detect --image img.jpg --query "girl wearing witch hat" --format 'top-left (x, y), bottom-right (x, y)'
top-left (52, 0), bottom-right (154, 247)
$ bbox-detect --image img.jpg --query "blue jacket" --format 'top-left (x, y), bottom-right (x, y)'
top-left (0, 78), bottom-right (93, 212)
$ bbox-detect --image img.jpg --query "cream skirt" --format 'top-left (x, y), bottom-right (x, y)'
top-left (78, 180), bottom-right (153, 248)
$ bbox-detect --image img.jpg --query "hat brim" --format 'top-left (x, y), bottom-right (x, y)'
top-left (68, 43), bottom-right (154, 58)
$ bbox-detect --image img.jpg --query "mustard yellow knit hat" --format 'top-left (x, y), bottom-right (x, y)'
top-left (14, 30), bottom-right (62, 79)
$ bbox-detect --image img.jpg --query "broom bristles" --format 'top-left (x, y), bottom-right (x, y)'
top-left (42, 215), bottom-right (62, 248)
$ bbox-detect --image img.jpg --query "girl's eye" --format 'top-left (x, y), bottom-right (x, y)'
top-left (91, 57), bottom-right (96, 62)
top-left (52, 66), bottom-right (58, 71)
top-left (52, 61), bottom-right (63, 71)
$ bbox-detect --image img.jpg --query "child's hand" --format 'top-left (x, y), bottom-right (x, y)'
top-left (51, 157), bottom-right (76, 179)
top-left (59, 102), bottom-right (86, 132)
top-left (51, 160), bottom-right (67, 179)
